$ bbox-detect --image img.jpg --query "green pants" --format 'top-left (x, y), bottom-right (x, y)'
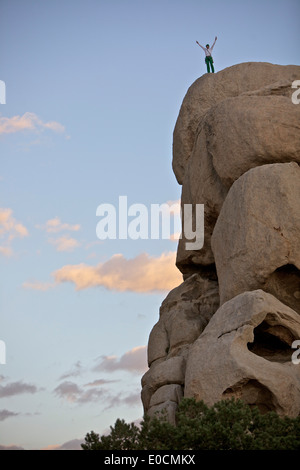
top-left (205, 56), bottom-right (214, 73)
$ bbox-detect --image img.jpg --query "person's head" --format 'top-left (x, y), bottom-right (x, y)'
top-left (206, 44), bottom-right (209, 49)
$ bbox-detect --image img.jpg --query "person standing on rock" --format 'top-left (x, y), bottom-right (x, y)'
top-left (196, 36), bottom-right (217, 73)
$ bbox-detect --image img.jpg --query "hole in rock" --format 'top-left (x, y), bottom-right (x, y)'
top-left (264, 264), bottom-right (300, 314)
top-left (247, 320), bottom-right (294, 362)
top-left (181, 263), bottom-right (218, 282)
top-left (222, 379), bottom-right (276, 414)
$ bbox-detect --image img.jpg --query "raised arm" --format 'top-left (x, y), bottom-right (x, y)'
top-left (210, 36), bottom-right (217, 51)
top-left (196, 40), bottom-right (206, 51)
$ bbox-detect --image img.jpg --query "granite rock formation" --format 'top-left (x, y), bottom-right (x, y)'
top-left (141, 62), bottom-right (300, 422)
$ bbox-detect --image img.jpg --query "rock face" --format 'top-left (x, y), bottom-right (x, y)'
top-left (185, 290), bottom-right (300, 417)
top-left (142, 274), bottom-right (219, 419)
top-left (141, 62), bottom-right (300, 423)
top-left (172, 62), bottom-right (300, 185)
top-left (211, 162), bottom-right (300, 312)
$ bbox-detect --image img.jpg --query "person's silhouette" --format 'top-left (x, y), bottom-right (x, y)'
top-left (196, 36), bottom-right (217, 73)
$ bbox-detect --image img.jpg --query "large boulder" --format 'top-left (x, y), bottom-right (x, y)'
top-left (143, 62), bottom-right (300, 422)
top-left (147, 273), bottom-right (219, 365)
top-left (211, 162), bottom-right (300, 311)
top-left (184, 290), bottom-right (300, 417)
top-left (141, 356), bottom-right (185, 413)
top-left (142, 273), bottom-right (219, 416)
top-left (176, 65), bottom-right (300, 274)
top-left (200, 94), bottom-right (300, 189)
top-left (173, 62), bottom-right (300, 184)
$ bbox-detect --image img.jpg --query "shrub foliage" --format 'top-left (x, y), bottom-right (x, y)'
top-left (82, 398), bottom-right (300, 450)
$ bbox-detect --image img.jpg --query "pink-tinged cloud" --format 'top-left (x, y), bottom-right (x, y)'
top-left (0, 112), bottom-right (65, 135)
top-left (0, 444), bottom-right (24, 450)
top-left (94, 346), bottom-right (148, 374)
top-left (0, 208), bottom-right (28, 238)
top-left (48, 235), bottom-right (80, 252)
top-left (0, 246), bottom-right (13, 257)
top-left (39, 217), bottom-right (80, 233)
top-left (84, 379), bottom-right (118, 387)
top-left (41, 439), bottom-right (83, 450)
top-left (53, 251), bottom-right (182, 292)
top-left (41, 444), bottom-right (62, 450)
top-left (0, 208), bottom-right (28, 256)
top-left (170, 231), bottom-right (181, 241)
top-left (22, 281), bottom-right (55, 291)
top-left (165, 199), bottom-right (181, 215)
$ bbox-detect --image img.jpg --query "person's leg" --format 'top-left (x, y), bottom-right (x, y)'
top-left (211, 59), bottom-right (215, 73)
top-left (205, 57), bottom-right (210, 73)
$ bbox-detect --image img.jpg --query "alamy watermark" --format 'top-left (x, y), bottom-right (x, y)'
top-left (291, 80), bottom-right (300, 104)
top-left (292, 340), bottom-right (300, 365)
top-left (0, 80), bottom-right (6, 104)
top-left (0, 82), bottom-right (6, 364)
top-left (96, 196), bottom-right (204, 250)
top-left (0, 340), bottom-right (6, 365)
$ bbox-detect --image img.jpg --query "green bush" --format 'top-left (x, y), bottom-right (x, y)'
top-left (81, 398), bottom-right (300, 450)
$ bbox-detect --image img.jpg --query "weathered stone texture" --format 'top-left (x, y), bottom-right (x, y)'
top-left (142, 62), bottom-right (300, 423)
top-left (211, 162), bottom-right (300, 311)
top-left (184, 290), bottom-right (300, 417)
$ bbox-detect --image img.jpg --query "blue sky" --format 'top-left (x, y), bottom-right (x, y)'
top-left (0, 0), bottom-right (299, 450)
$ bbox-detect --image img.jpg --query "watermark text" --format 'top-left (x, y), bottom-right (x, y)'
top-left (0, 80), bottom-right (6, 104)
top-left (292, 80), bottom-right (300, 104)
top-left (96, 196), bottom-right (204, 250)
top-left (0, 340), bottom-right (6, 365)
top-left (292, 340), bottom-right (300, 365)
